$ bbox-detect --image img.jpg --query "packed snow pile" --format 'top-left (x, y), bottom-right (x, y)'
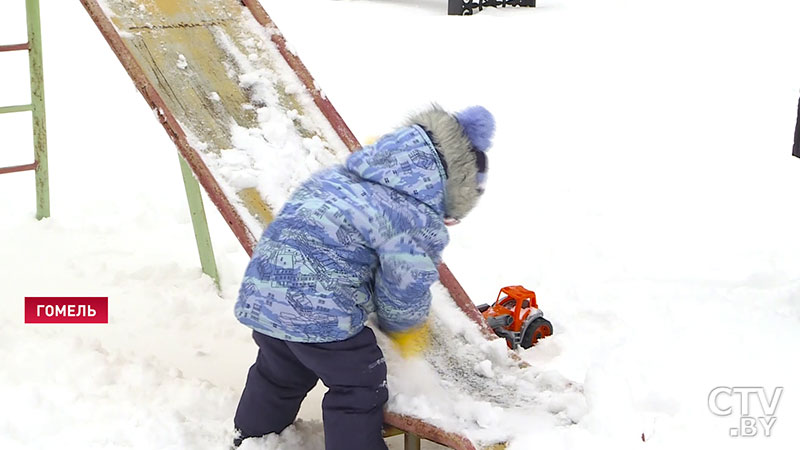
top-left (238, 421), bottom-right (325, 450)
top-left (0, 322), bottom-right (237, 449)
top-left (0, 214), bottom-right (249, 449)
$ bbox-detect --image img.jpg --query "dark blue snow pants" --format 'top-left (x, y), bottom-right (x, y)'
top-left (234, 327), bottom-right (389, 450)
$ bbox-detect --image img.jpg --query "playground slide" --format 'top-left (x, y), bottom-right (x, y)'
top-left (79, 1), bottom-right (584, 448)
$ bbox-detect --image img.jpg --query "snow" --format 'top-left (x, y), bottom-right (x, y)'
top-left (372, 284), bottom-right (585, 444)
top-left (238, 421), bottom-right (325, 450)
top-left (176, 54), bottom-right (188, 70)
top-left (2, 0), bottom-right (800, 449)
top-left (204, 11), bottom-right (351, 218)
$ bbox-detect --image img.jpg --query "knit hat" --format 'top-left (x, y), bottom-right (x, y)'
top-left (408, 105), bottom-right (495, 220)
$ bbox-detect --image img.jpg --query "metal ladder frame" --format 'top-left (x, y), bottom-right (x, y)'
top-left (1, 1), bottom-right (219, 286)
top-left (1, 0), bottom-right (50, 220)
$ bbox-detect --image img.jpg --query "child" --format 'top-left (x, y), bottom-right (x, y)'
top-left (232, 104), bottom-right (495, 449)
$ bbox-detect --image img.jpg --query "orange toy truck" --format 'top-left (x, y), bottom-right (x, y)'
top-left (477, 285), bottom-right (553, 349)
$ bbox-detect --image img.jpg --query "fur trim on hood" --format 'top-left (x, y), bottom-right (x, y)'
top-left (407, 105), bottom-right (482, 220)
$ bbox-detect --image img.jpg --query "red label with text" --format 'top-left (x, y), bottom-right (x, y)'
top-left (25, 297), bottom-right (108, 323)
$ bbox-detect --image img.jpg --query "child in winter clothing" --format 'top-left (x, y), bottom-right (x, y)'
top-left (233, 104), bottom-right (495, 450)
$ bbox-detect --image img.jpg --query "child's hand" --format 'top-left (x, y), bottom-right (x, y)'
top-left (388, 322), bottom-right (430, 358)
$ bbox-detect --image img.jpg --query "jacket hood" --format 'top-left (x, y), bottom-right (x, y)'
top-left (345, 125), bottom-right (447, 217)
top-left (406, 105), bottom-right (482, 220)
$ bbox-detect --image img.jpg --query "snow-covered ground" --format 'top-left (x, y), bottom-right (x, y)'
top-left (2, 0), bottom-right (800, 449)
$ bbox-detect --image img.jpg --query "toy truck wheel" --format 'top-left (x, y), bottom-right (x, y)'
top-left (521, 317), bottom-right (553, 349)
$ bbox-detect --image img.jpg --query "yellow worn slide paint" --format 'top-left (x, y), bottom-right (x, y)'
top-left (98, 0), bottom-right (343, 231)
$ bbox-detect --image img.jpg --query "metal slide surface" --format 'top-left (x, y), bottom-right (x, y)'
top-left (82, 0), bottom-right (359, 253)
top-left (79, 1), bottom-right (583, 448)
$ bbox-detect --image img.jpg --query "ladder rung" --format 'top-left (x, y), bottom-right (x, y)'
top-left (0, 104), bottom-right (33, 114)
top-left (0, 162), bottom-right (39, 175)
top-left (0, 43), bottom-right (29, 52)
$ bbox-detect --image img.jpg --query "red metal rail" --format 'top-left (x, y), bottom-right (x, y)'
top-left (385, 412), bottom-right (478, 450)
top-left (0, 162), bottom-right (38, 175)
top-left (0, 43), bottom-right (30, 52)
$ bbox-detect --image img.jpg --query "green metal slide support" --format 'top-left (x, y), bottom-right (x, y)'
top-left (0, 0), bottom-right (50, 219)
top-left (178, 155), bottom-right (220, 287)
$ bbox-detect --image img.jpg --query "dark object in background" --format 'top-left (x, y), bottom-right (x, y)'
top-left (794, 96), bottom-right (800, 158)
top-left (449, 0), bottom-right (536, 15)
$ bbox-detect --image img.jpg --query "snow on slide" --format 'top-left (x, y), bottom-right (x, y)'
top-left (81, 0), bottom-right (586, 446)
top-left (375, 284), bottom-right (586, 445)
top-left (86, 0), bottom-right (353, 247)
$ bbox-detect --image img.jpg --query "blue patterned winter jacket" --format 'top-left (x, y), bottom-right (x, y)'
top-left (235, 125), bottom-right (450, 343)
